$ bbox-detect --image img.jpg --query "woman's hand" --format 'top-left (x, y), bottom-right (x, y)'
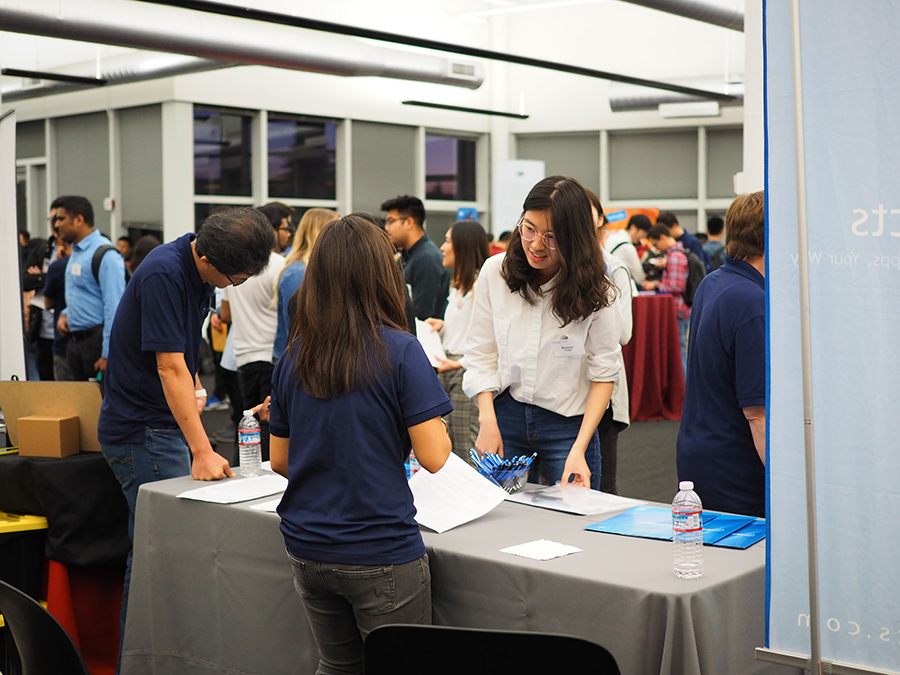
top-left (475, 418), bottom-right (504, 458)
top-left (424, 317), bottom-right (444, 332)
top-left (434, 356), bottom-right (462, 373)
top-left (560, 450), bottom-right (591, 488)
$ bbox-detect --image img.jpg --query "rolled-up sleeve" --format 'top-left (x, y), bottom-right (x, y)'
top-left (462, 263), bottom-right (502, 398)
top-left (585, 303), bottom-right (622, 383)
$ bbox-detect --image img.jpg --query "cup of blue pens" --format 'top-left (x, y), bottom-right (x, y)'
top-left (469, 450), bottom-right (536, 493)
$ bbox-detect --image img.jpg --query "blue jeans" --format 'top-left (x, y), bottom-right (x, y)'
top-left (678, 317), bottom-right (690, 377)
top-left (287, 551), bottom-right (432, 675)
top-left (101, 427), bottom-right (192, 675)
top-left (493, 390), bottom-right (601, 491)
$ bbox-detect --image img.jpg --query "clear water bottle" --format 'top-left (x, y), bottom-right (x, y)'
top-left (238, 410), bottom-right (262, 478)
top-left (673, 480), bottom-right (703, 579)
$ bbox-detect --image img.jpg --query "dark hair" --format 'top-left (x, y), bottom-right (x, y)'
top-left (449, 220), bottom-right (489, 296)
top-left (258, 201), bottom-right (295, 230)
top-left (54, 196), bottom-right (94, 226)
top-left (18, 228), bottom-right (30, 242)
top-left (502, 175), bottom-right (614, 326)
top-left (646, 224), bottom-right (672, 241)
top-left (380, 195), bottom-right (425, 228)
top-left (195, 207), bottom-right (275, 277)
top-left (288, 214), bottom-right (409, 399)
top-left (498, 230), bottom-right (512, 243)
top-left (627, 214), bottom-right (652, 233)
top-left (725, 191), bottom-right (765, 261)
top-left (129, 235), bottom-right (161, 272)
top-left (584, 189), bottom-right (604, 222)
top-left (707, 215), bottom-right (725, 236)
top-left (656, 211), bottom-right (679, 228)
top-left (117, 236), bottom-right (132, 245)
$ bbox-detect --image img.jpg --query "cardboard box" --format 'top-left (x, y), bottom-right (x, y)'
top-left (17, 415), bottom-right (80, 458)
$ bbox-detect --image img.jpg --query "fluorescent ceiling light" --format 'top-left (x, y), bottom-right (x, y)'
top-left (658, 101), bottom-right (720, 118)
top-left (459, 0), bottom-right (610, 23)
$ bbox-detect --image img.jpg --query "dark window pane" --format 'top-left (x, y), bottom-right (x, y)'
top-left (194, 203), bottom-right (245, 233)
top-left (426, 135), bottom-right (476, 201)
top-left (268, 116), bottom-right (337, 200)
top-left (194, 108), bottom-right (252, 196)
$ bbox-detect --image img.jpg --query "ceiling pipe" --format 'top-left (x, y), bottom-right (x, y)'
top-left (2, 53), bottom-right (230, 102)
top-left (0, 0), bottom-right (485, 96)
top-left (609, 77), bottom-right (744, 112)
top-left (616, 0), bottom-right (744, 31)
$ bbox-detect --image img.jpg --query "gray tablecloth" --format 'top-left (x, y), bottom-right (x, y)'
top-left (123, 476), bottom-right (800, 675)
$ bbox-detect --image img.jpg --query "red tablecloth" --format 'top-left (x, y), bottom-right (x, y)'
top-left (622, 294), bottom-right (684, 421)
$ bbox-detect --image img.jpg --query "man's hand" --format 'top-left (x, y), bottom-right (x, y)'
top-left (27, 265), bottom-right (41, 275)
top-left (434, 356), bottom-right (462, 373)
top-left (191, 449), bottom-right (235, 481)
top-left (57, 313), bottom-right (69, 335)
top-left (642, 280), bottom-right (659, 291)
top-left (94, 357), bottom-right (107, 375)
top-left (210, 313), bottom-right (223, 331)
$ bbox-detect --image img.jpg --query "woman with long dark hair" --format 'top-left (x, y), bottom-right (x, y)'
top-left (268, 214), bottom-right (452, 674)
top-left (425, 220), bottom-right (490, 460)
top-left (463, 176), bottom-right (621, 489)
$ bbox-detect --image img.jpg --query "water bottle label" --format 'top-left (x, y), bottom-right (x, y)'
top-left (238, 431), bottom-right (261, 445)
top-left (673, 511), bottom-right (702, 533)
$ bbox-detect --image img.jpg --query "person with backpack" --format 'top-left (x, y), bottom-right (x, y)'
top-left (53, 195), bottom-right (126, 382)
top-left (642, 223), bottom-right (701, 375)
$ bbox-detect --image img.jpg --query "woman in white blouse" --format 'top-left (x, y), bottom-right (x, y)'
top-left (425, 220), bottom-right (490, 461)
top-left (462, 176), bottom-right (622, 489)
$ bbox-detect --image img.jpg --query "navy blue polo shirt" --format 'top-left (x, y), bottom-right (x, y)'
top-left (676, 256), bottom-right (766, 517)
top-left (270, 328), bottom-right (453, 566)
top-left (98, 234), bottom-right (214, 444)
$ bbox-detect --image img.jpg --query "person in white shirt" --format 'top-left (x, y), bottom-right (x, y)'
top-left (463, 176), bottom-right (622, 490)
top-left (425, 220), bottom-right (490, 462)
top-left (587, 189), bottom-right (634, 495)
top-left (220, 244), bottom-right (285, 459)
top-left (603, 223), bottom-right (645, 286)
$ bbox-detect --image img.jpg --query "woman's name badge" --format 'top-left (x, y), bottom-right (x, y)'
top-left (551, 336), bottom-right (585, 358)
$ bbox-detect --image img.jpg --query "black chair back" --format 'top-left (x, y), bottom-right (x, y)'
top-left (0, 579), bottom-right (90, 675)
top-left (365, 624), bottom-right (620, 675)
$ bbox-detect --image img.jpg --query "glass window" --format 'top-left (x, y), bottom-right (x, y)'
top-left (425, 135), bottom-right (476, 201)
top-left (194, 108), bottom-right (252, 196)
top-left (194, 203), bottom-right (247, 233)
top-left (268, 115), bottom-right (337, 200)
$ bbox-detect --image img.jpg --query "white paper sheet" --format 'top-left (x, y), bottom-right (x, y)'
top-left (500, 539), bottom-right (582, 561)
top-left (177, 473), bottom-right (287, 504)
top-left (415, 319), bottom-right (447, 368)
top-left (504, 484), bottom-right (646, 516)
top-left (250, 498), bottom-right (281, 512)
top-left (409, 453), bottom-right (507, 533)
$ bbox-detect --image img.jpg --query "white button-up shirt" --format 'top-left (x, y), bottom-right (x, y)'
top-left (462, 254), bottom-right (621, 418)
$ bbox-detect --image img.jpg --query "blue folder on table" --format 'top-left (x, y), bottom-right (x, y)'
top-left (702, 513), bottom-right (756, 544)
top-left (713, 518), bottom-right (767, 549)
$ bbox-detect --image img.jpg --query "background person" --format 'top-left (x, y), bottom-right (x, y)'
top-left (425, 220), bottom-right (490, 462)
top-left (642, 224), bottom-right (692, 373)
top-left (463, 176), bottom-right (621, 490)
top-left (677, 192), bottom-right (766, 517)
top-left (259, 201), bottom-right (296, 254)
top-left (272, 208), bottom-right (340, 361)
top-left (269, 215), bottom-right (452, 675)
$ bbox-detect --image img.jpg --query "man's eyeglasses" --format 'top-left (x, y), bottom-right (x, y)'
top-left (518, 221), bottom-right (557, 250)
top-left (226, 273), bottom-right (249, 287)
top-left (384, 216), bottom-right (405, 226)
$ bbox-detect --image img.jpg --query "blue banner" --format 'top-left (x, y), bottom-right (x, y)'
top-left (766, 1), bottom-right (900, 670)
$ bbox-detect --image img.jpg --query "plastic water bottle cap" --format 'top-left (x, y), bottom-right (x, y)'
top-left (679, 480), bottom-right (694, 490)
top-left (243, 410), bottom-right (255, 417)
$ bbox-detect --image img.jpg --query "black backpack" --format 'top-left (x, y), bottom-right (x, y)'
top-left (679, 249), bottom-right (707, 307)
top-left (91, 245), bottom-right (131, 284)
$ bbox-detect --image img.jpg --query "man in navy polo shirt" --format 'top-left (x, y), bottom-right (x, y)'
top-left (676, 191), bottom-right (766, 517)
top-left (98, 207), bottom-right (275, 674)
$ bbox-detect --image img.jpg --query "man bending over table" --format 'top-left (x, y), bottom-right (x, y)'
top-left (98, 207), bottom-right (275, 674)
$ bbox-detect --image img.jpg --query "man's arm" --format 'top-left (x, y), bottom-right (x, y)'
top-left (743, 405), bottom-right (766, 466)
top-left (658, 250), bottom-right (689, 294)
top-left (408, 256), bottom-right (445, 321)
top-left (97, 251), bottom-right (127, 372)
top-left (156, 351), bottom-right (234, 480)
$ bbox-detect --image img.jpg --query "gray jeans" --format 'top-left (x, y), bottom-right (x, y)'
top-left (287, 551), bottom-right (432, 675)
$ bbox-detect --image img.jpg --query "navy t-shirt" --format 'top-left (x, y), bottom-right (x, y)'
top-left (43, 257), bottom-right (69, 357)
top-left (98, 234), bottom-right (213, 444)
top-left (270, 328), bottom-right (453, 566)
top-left (676, 257), bottom-right (766, 517)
